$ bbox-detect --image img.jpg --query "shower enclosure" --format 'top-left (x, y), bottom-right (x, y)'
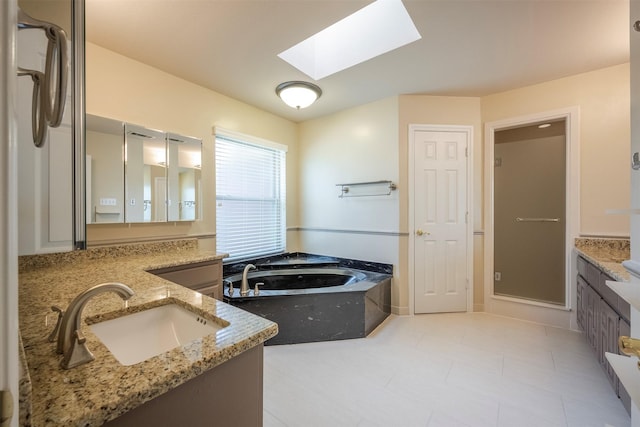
top-left (493, 120), bottom-right (566, 305)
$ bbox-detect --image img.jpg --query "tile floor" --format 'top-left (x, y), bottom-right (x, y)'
top-left (263, 313), bottom-right (631, 427)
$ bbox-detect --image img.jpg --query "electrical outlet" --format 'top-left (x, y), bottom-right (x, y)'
top-left (494, 272), bottom-right (502, 281)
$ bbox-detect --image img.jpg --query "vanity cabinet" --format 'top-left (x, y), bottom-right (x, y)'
top-left (576, 255), bottom-right (631, 414)
top-left (104, 344), bottom-right (264, 427)
top-left (149, 260), bottom-right (222, 300)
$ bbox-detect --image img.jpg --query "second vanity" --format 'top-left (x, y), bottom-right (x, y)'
top-left (574, 238), bottom-right (632, 414)
top-left (18, 239), bottom-right (278, 427)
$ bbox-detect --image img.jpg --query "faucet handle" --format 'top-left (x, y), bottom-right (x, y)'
top-left (226, 280), bottom-right (234, 297)
top-left (254, 282), bottom-right (264, 296)
top-left (47, 305), bottom-right (64, 343)
top-left (75, 329), bottom-right (86, 345)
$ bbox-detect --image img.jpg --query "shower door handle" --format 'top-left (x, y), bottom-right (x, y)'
top-left (515, 217), bottom-right (560, 223)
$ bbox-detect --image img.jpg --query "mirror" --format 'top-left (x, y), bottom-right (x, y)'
top-left (166, 133), bottom-right (202, 222)
top-left (86, 114), bottom-right (124, 224)
top-left (124, 124), bottom-right (167, 223)
top-left (94, 121), bottom-right (203, 224)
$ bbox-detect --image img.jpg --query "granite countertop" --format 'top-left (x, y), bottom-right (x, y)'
top-left (18, 240), bottom-right (278, 427)
top-left (574, 237), bottom-right (631, 282)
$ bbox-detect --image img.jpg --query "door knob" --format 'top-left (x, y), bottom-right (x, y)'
top-left (416, 229), bottom-right (430, 236)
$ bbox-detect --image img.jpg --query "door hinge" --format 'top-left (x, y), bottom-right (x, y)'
top-left (465, 212), bottom-right (469, 224)
top-left (0, 390), bottom-right (14, 427)
top-left (465, 147), bottom-right (468, 157)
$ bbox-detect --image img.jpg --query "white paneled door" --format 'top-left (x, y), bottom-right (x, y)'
top-left (412, 128), bottom-right (469, 314)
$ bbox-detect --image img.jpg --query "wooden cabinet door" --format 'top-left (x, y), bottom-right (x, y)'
top-left (618, 318), bottom-right (632, 414)
top-left (586, 285), bottom-right (599, 354)
top-left (576, 276), bottom-right (586, 331)
top-left (599, 299), bottom-right (619, 392)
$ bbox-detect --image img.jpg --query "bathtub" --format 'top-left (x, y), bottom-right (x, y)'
top-left (223, 257), bottom-right (391, 345)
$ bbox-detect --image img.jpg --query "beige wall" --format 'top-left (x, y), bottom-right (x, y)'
top-left (86, 43), bottom-right (299, 250)
top-left (398, 95), bottom-right (483, 311)
top-left (296, 96), bottom-right (482, 314)
top-left (632, 2), bottom-right (640, 263)
top-left (295, 67), bottom-right (629, 315)
top-left (482, 63), bottom-right (631, 237)
top-left (19, 0), bottom-right (70, 34)
top-left (297, 98), bottom-right (404, 311)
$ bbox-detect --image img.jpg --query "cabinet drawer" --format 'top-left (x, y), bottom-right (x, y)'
top-left (158, 264), bottom-right (220, 288)
top-left (586, 261), bottom-right (600, 288)
top-left (598, 272), bottom-right (619, 311)
top-left (577, 256), bottom-right (588, 279)
top-left (618, 297), bottom-right (630, 323)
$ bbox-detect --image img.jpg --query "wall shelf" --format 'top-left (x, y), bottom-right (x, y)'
top-left (336, 180), bottom-right (397, 198)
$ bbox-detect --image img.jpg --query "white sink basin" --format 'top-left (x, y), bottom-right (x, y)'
top-left (90, 304), bottom-right (225, 366)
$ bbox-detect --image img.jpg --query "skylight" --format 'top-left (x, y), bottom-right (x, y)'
top-left (278, 0), bottom-right (421, 81)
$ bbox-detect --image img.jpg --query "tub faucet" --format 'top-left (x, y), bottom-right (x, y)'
top-left (55, 282), bottom-right (134, 369)
top-left (241, 264), bottom-right (256, 297)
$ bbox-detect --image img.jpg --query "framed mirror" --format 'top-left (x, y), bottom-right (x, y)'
top-left (124, 123), bottom-right (167, 223)
top-left (166, 133), bottom-right (202, 222)
top-left (86, 114), bottom-right (124, 224)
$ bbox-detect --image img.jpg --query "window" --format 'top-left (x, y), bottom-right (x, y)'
top-left (215, 129), bottom-right (287, 262)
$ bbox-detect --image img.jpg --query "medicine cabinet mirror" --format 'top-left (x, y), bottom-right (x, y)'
top-left (123, 124), bottom-right (202, 223)
top-left (86, 114), bottom-right (124, 224)
top-left (166, 133), bottom-right (202, 222)
top-left (124, 123), bottom-right (167, 223)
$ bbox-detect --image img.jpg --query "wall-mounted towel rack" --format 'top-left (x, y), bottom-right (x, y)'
top-left (336, 180), bottom-right (397, 198)
top-left (17, 8), bottom-right (69, 147)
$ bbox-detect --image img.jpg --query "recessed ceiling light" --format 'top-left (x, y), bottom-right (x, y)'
top-left (278, 0), bottom-right (421, 80)
top-left (538, 123), bottom-right (551, 129)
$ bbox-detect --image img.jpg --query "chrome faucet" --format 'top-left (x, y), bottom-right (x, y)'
top-left (240, 264), bottom-right (256, 297)
top-left (54, 282), bottom-right (134, 369)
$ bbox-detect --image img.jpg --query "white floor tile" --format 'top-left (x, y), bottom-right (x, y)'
top-left (497, 403), bottom-right (566, 427)
top-left (264, 313), bottom-right (631, 427)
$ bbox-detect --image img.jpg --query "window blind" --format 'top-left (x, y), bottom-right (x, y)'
top-left (215, 133), bottom-right (286, 262)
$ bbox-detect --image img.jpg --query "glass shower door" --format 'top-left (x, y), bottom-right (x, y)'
top-left (493, 123), bottom-right (566, 305)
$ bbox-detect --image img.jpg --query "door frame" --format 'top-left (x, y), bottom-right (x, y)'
top-left (1, 0), bottom-right (19, 425)
top-left (408, 124), bottom-right (474, 315)
top-left (484, 107), bottom-right (580, 320)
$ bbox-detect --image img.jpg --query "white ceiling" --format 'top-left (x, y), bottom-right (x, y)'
top-left (85, 0), bottom-right (630, 123)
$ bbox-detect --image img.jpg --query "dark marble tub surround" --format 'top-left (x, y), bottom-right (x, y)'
top-left (223, 253), bottom-right (392, 345)
top-left (226, 275), bottom-right (391, 345)
top-left (223, 252), bottom-right (393, 275)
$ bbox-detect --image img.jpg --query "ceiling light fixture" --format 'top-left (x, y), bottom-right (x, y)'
top-left (276, 81), bottom-right (322, 109)
top-left (538, 123), bottom-right (551, 129)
